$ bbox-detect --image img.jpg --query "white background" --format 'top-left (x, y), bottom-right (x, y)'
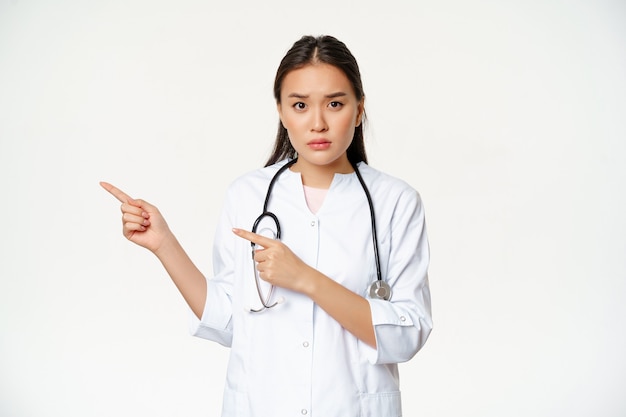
top-left (1, 1), bottom-right (625, 416)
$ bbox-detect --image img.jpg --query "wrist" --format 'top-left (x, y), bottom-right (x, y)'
top-left (152, 231), bottom-right (178, 258)
top-left (300, 267), bottom-right (325, 298)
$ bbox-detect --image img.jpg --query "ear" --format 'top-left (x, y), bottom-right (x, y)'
top-left (356, 98), bottom-right (365, 127)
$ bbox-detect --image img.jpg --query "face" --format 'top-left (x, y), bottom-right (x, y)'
top-left (277, 63), bottom-right (364, 174)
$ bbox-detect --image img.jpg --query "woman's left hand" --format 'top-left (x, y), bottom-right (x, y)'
top-left (234, 228), bottom-right (376, 347)
top-left (232, 228), bottom-right (315, 294)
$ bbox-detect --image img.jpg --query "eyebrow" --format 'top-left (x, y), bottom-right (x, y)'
top-left (287, 92), bottom-right (348, 99)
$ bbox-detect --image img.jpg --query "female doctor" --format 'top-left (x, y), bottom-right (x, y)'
top-left (101, 35), bottom-right (432, 417)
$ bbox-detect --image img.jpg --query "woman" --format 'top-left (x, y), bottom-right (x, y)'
top-left (101, 35), bottom-right (432, 417)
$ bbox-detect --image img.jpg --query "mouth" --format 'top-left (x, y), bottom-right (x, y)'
top-left (307, 139), bottom-right (331, 150)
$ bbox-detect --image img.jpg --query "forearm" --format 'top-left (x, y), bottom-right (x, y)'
top-left (303, 269), bottom-right (376, 348)
top-left (232, 228), bottom-right (377, 347)
top-left (154, 235), bottom-right (207, 319)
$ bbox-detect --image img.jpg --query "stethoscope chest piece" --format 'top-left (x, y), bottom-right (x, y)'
top-left (368, 280), bottom-right (392, 301)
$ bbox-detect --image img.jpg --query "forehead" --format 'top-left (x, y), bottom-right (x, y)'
top-left (281, 63), bottom-right (354, 97)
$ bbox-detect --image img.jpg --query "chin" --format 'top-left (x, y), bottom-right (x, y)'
top-left (303, 154), bottom-right (350, 169)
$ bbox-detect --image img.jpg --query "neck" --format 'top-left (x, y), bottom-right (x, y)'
top-left (290, 156), bottom-right (353, 189)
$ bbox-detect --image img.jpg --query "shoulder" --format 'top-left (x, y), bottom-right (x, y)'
top-left (357, 163), bottom-right (427, 227)
top-left (356, 162), bottom-right (422, 203)
top-left (227, 160), bottom-right (290, 192)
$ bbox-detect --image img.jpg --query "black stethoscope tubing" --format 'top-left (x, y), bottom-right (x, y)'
top-left (250, 158), bottom-right (297, 243)
top-left (249, 158), bottom-right (388, 312)
top-left (351, 159), bottom-right (383, 284)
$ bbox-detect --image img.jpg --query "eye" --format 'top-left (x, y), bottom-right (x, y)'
top-left (328, 101), bottom-right (343, 109)
top-left (293, 102), bottom-right (307, 111)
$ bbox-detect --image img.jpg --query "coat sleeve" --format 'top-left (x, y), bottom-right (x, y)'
top-left (361, 187), bottom-right (432, 365)
top-left (188, 188), bottom-right (237, 347)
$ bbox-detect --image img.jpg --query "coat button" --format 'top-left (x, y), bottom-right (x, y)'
top-left (301, 409), bottom-right (308, 415)
top-left (302, 341), bottom-right (310, 348)
top-left (310, 221), bottom-right (315, 227)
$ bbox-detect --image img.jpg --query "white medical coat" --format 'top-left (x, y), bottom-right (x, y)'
top-left (190, 160), bottom-right (432, 417)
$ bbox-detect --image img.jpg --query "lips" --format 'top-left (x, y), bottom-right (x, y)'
top-left (307, 139), bottom-right (331, 150)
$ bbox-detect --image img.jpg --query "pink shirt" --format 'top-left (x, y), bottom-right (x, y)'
top-left (303, 185), bottom-right (328, 214)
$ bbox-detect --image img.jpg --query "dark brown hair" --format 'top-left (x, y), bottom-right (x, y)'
top-left (265, 35), bottom-right (367, 167)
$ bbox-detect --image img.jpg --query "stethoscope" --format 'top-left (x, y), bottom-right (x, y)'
top-left (248, 158), bottom-right (392, 313)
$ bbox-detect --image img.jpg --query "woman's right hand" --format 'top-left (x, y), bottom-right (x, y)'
top-left (100, 182), bottom-right (173, 254)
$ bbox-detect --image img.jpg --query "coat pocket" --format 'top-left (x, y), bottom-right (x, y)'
top-left (359, 391), bottom-right (402, 417)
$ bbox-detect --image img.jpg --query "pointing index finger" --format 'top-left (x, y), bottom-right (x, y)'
top-left (100, 181), bottom-right (133, 204)
top-left (232, 228), bottom-right (276, 248)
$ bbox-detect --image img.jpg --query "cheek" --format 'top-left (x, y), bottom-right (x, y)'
top-left (281, 114), bottom-right (302, 133)
top-left (336, 114), bottom-right (358, 136)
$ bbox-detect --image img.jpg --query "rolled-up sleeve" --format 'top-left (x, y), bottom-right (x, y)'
top-left (189, 278), bottom-right (234, 347)
top-left (361, 187), bottom-right (433, 365)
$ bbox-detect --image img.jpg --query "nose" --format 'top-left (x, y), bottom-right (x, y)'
top-left (310, 108), bottom-right (328, 132)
